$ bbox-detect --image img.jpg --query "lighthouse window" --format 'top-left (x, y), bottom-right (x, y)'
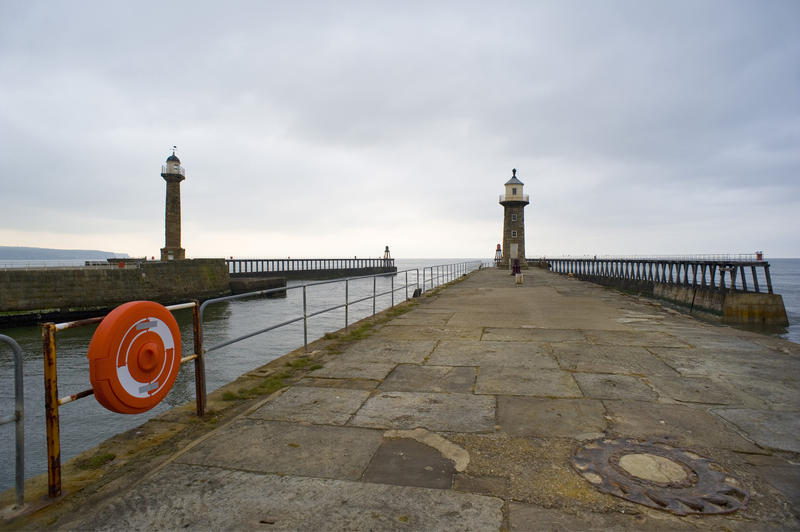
top-left (511, 231), bottom-right (518, 238)
top-left (511, 214), bottom-right (517, 221)
top-left (512, 187), bottom-right (517, 195)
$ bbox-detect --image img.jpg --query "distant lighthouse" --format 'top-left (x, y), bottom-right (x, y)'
top-left (499, 168), bottom-right (530, 268)
top-left (160, 148), bottom-right (186, 261)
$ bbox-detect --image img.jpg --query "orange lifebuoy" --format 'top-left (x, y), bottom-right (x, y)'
top-left (87, 301), bottom-right (182, 414)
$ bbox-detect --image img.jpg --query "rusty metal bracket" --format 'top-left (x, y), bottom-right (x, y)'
top-left (571, 438), bottom-right (748, 516)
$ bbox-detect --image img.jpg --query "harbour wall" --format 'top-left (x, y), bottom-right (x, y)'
top-left (572, 275), bottom-right (788, 326)
top-left (0, 259), bottom-right (231, 325)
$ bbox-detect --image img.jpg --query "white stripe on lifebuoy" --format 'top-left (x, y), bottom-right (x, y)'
top-left (114, 317), bottom-right (176, 399)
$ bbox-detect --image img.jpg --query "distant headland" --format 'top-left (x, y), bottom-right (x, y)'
top-left (0, 246), bottom-right (129, 261)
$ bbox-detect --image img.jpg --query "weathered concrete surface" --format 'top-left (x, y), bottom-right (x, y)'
top-left (14, 267), bottom-right (800, 530)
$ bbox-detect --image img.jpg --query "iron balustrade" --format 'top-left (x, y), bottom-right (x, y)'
top-left (499, 194), bottom-right (530, 203)
top-left (538, 257), bottom-right (774, 294)
top-left (0, 334), bottom-right (24, 508)
top-left (420, 261), bottom-right (486, 292)
top-left (31, 261), bottom-right (481, 500)
top-left (227, 258), bottom-right (395, 274)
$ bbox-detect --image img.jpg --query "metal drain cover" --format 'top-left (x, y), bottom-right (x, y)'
top-left (571, 438), bottom-right (748, 515)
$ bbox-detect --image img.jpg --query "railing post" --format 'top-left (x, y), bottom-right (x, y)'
top-left (345, 279), bottom-right (349, 328)
top-left (42, 323), bottom-right (61, 498)
top-left (751, 265), bottom-right (760, 293)
top-left (391, 275), bottom-right (395, 307)
top-left (192, 300), bottom-right (206, 417)
top-left (764, 264), bottom-right (774, 294)
top-left (302, 286), bottom-right (308, 351)
top-left (0, 335), bottom-right (25, 507)
top-left (405, 270), bottom-right (409, 301)
top-left (372, 276), bottom-right (377, 315)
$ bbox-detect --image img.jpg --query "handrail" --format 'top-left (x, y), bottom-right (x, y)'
top-left (200, 268), bottom-right (420, 354)
top-left (0, 334), bottom-right (24, 508)
top-left (539, 256), bottom-right (774, 294)
top-left (226, 257), bottom-right (395, 274)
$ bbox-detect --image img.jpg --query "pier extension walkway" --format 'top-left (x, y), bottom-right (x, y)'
top-left (57, 268), bottom-right (800, 530)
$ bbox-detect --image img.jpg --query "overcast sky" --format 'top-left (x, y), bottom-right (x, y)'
top-left (1, 1), bottom-right (798, 259)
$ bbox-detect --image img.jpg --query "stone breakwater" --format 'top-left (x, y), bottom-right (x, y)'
top-left (4, 267), bottom-right (799, 530)
top-left (0, 259), bottom-right (230, 325)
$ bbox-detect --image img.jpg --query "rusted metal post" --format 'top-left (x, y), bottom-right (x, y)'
top-left (42, 323), bottom-right (61, 498)
top-left (192, 301), bottom-right (206, 417)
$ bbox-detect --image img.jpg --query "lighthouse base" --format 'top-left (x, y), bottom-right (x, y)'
top-left (161, 247), bottom-right (185, 261)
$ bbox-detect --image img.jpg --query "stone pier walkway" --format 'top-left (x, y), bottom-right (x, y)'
top-left (57, 268), bottom-right (800, 529)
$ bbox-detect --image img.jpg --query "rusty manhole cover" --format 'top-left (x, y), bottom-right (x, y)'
top-left (571, 438), bottom-right (748, 515)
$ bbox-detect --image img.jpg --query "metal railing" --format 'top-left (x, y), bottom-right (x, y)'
top-left (540, 257), bottom-right (774, 294)
top-left (227, 258), bottom-right (396, 275)
top-left (34, 261), bottom-right (480, 499)
top-left (161, 164), bottom-right (185, 177)
top-left (535, 253), bottom-right (762, 262)
top-left (420, 261), bottom-right (485, 292)
top-left (0, 335), bottom-right (24, 508)
top-left (499, 194), bottom-right (530, 203)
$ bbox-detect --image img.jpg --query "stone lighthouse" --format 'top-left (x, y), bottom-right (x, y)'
top-left (160, 149), bottom-right (186, 261)
top-left (499, 168), bottom-right (530, 268)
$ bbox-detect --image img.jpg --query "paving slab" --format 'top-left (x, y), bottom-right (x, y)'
top-left (720, 375), bottom-right (800, 410)
top-left (646, 375), bottom-right (737, 404)
top-left (336, 339), bottom-right (437, 364)
top-left (298, 377), bottom-right (379, 390)
top-left (482, 327), bottom-right (587, 343)
top-left (497, 396), bottom-right (606, 439)
top-left (713, 408), bottom-right (800, 453)
top-left (389, 313), bottom-right (453, 326)
top-left (350, 391), bottom-right (495, 432)
top-left (574, 373), bottom-right (658, 401)
top-left (649, 347), bottom-right (800, 380)
top-left (427, 340), bottom-right (559, 368)
top-left (375, 325), bottom-right (483, 340)
top-left (63, 463), bottom-right (503, 531)
top-left (585, 330), bottom-right (690, 347)
top-left (379, 364), bottom-right (475, 393)
top-left (553, 343), bottom-right (678, 376)
top-left (476, 366), bottom-right (582, 397)
top-left (604, 400), bottom-right (764, 453)
top-left (177, 419), bottom-right (383, 480)
top-left (453, 474), bottom-right (509, 498)
top-left (508, 502), bottom-right (695, 531)
top-left (753, 465), bottom-right (800, 514)
top-left (308, 360), bottom-right (396, 380)
top-left (361, 438), bottom-right (456, 489)
top-left (249, 386), bottom-right (370, 425)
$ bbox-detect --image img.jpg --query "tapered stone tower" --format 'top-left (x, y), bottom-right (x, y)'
top-left (499, 168), bottom-right (530, 268)
top-left (160, 149), bottom-right (186, 261)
